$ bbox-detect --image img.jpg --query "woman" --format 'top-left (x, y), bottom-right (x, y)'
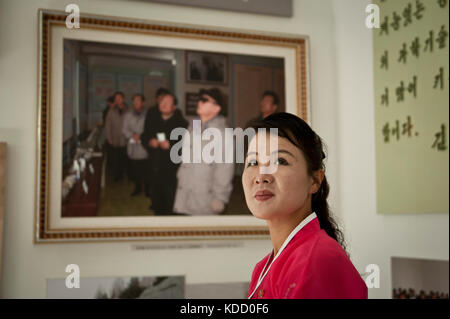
top-left (243, 112), bottom-right (367, 299)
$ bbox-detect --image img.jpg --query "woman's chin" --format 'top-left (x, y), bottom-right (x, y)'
top-left (250, 206), bottom-right (282, 220)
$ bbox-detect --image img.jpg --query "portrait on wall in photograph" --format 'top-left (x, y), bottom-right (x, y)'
top-left (35, 9), bottom-right (310, 242)
top-left (186, 51), bottom-right (228, 85)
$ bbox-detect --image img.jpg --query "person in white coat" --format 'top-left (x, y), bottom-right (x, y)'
top-left (122, 94), bottom-right (148, 196)
top-left (173, 88), bottom-right (235, 215)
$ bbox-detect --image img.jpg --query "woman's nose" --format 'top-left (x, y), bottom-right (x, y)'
top-left (255, 174), bottom-right (273, 184)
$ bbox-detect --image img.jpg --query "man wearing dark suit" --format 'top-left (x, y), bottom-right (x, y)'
top-left (141, 92), bottom-right (188, 215)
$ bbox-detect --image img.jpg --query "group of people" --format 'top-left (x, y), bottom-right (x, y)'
top-left (103, 88), bottom-right (371, 299)
top-left (103, 87), bottom-right (280, 216)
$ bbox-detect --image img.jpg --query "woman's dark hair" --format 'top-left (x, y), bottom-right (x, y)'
top-left (247, 112), bottom-right (346, 252)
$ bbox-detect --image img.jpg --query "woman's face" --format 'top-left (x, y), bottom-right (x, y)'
top-left (242, 133), bottom-right (319, 221)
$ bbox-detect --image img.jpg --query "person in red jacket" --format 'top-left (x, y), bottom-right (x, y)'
top-left (243, 112), bottom-right (368, 299)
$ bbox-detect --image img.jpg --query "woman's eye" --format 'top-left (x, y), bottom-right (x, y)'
top-left (275, 157), bottom-right (289, 165)
top-left (247, 159), bottom-right (258, 167)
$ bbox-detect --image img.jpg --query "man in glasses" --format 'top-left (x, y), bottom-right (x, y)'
top-left (173, 88), bottom-right (235, 215)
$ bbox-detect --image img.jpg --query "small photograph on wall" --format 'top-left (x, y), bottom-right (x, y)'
top-left (47, 275), bottom-right (185, 299)
top-left (391, 257), bottom-right (449, 299)
top-left (186, 51), bottom-right (228, 85)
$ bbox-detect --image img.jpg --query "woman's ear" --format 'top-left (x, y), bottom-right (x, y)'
top-left (310, 169), bottom-right (325, 194)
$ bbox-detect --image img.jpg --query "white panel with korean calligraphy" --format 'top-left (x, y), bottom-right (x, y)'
top-left (373, 0), bottom-right (449, 214)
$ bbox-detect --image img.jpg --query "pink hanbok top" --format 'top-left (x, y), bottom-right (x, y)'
top-left (248, 213), bottom-right (368, 299)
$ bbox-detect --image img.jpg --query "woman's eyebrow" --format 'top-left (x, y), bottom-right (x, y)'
top-left (245, 149), bottom-right (296, 159)
top-left (273, 149), bottom-right (296, 159)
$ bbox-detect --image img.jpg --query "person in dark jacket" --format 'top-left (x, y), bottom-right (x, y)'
top-left (141, 92), bottom-right (188, 215)
top-left (142, 87), bottom-right (170, 198)
top-left (103, 95), bottom-right (115, 174)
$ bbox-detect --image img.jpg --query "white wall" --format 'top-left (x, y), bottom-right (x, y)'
top-left (0, 0), bottom-right (447, 299)
top-left (333, 0), bottom-right (449, 298)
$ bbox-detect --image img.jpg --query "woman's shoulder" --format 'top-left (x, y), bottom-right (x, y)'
top-left (279, 231), bottom-right (368, 298)
top-left (281, 230), bottom-right (353, 278)
top-left (295, 229), bottom-right (352, 270)
top-left (314, 230), bottom-right (348, 258)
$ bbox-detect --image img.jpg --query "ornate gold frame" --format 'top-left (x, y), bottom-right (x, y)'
top-left (35, 9), bottom-right (311, 243)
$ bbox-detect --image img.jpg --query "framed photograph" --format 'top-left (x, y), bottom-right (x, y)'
top-left (36, 9), bottom-right (311, 242)
top-left (186, 51), bottom-right (228, 85)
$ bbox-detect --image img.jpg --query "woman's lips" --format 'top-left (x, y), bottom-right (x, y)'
top-left (255, 190), bottom-right (274, 202)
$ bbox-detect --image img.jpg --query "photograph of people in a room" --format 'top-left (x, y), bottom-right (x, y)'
top-left (186, 51), bottom-right (228, 84)
top-left (61, 39), bottom-right (285, 218)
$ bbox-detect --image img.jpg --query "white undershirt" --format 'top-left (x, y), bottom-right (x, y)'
top-left (248, 212), bottom-right (317, 299)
